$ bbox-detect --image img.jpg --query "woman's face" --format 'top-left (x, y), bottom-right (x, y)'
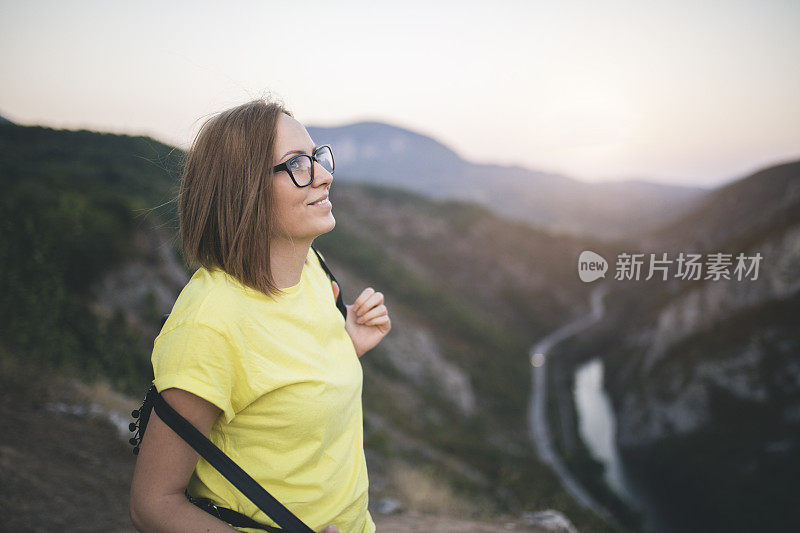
top-left (270, 113), bottom-right (335, 242)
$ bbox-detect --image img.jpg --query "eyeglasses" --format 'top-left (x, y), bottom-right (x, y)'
top-left (272, 144), bottom-right (335, 187)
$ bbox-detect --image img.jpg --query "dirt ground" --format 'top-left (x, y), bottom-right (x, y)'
top-left (0, 370), bottom-right (137, 531)
top-left (0, 365), bottom-right (548, 532)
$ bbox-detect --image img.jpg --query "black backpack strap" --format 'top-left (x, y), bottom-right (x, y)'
top-left (152, 391), bottom-right (315, 533)
top-left (185, 489), bottom-right (282, 532)
top-left (311, 245), bottom-right (347, 321)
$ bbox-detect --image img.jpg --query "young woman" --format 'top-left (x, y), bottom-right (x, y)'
top-left (129, 97), bottom-right (390, 533)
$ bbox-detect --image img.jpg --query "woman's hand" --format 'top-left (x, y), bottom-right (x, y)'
top-left (318, 526), bottom-right (339, 533)
top-left (332, 282), bottom-right (391, 358)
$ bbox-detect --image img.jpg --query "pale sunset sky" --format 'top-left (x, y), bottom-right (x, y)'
top-left (1, 0), bottom-right (798, 187)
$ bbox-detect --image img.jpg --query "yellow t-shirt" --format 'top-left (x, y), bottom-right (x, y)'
top-left (151, 245), bottom-right (375, 533)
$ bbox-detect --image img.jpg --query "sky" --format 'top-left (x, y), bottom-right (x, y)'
top-left (1, 0), bottom-right (798, 187)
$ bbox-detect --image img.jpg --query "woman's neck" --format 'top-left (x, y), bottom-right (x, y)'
top-left (269, 238), bottom-right (311, 289)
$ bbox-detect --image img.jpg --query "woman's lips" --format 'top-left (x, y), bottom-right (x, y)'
top-left (308, 198), bottom-right (332, 208)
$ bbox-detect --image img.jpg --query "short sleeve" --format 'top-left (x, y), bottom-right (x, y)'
top-left (151, 322), bottom-right (251, 424)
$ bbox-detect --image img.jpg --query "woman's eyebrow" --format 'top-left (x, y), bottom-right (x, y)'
top-left (281, 145), bottom-right (318, 160)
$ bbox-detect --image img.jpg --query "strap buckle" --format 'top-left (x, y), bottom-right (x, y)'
top-left (186, 490), bottom-right (223, 520)
top-left (205, 500), bottom-right (223, 519)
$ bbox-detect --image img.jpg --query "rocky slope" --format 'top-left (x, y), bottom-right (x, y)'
top-left (565, 159), bottom-right (800, 531)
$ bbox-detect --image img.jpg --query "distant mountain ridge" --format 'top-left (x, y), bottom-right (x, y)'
top-left (308, 121), bottom-right (708, 241)
top-left (643, 159), bottom-right (800, 253)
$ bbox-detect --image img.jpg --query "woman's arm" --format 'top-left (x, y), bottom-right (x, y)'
top-left (129, 387), bottom-right (238, 532)
top-left (129, 388), bottom-right (341, 533)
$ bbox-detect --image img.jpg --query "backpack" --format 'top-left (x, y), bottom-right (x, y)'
top-left (129, 245), bottom-right (347, 532)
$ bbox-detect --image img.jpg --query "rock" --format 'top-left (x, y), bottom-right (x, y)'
top-left (89, 224), bottom-right (189, 335)
top-left (521, 510), bottom-right (579, 533)
top-left (376, 319), bottom-right (477, 417)
top-left (374, 497), bottom-right (405, 515)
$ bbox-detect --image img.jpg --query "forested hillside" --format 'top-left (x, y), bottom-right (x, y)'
top-left (0, 123), bottom-right (624, 532)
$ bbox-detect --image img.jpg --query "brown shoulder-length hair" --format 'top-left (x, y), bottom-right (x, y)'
top-left (178, 96), bottom-right (292, 298)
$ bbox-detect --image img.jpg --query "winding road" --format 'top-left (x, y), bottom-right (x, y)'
top-left (527, 282), bottom-right (618, 526)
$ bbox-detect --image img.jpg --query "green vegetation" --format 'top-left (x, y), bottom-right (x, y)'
top-left (316, 227), bottom-right (532, 414)
top-left (0, 123), bottom-right (182, 394)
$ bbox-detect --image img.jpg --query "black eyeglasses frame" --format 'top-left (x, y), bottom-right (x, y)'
top-left (271, 144), bottom-right (335, 188)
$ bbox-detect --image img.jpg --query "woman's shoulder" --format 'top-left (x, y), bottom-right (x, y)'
top-left (159, 267), bottom-right (248, 337)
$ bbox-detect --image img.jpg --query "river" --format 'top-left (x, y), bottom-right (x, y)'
top-left (527, 283), bottom-right (618, 526)
top-left (573, 356), bottom-right (688, 533)
top-left (528, 282), bottom-right (673, 532)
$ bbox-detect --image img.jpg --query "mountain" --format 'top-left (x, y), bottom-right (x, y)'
top-left (558, 158), bottom-right (800, 531)
top-left (8, 118), bottom-right (794, 530)
top-left (642, 159), bottom-right (800, 253)
top-left (0, 122), bottom-right (620, 532)
top-left (307, 121), bottom-right (708, 241)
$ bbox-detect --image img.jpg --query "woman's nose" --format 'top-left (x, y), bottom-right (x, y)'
top-left (313, 161), bottom-right (334, 186)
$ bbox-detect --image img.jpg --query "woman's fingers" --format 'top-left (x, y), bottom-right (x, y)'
top-left (363, 314), bottom-right (390, 327)
top-left (352, 287), bottom-right (375, 312)
top-left (331, 280), bottom-right (340, 300)
top-left (353, 288), bottom-right (383, 315)
top-left (356, 304), bottom-right (387, 324)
